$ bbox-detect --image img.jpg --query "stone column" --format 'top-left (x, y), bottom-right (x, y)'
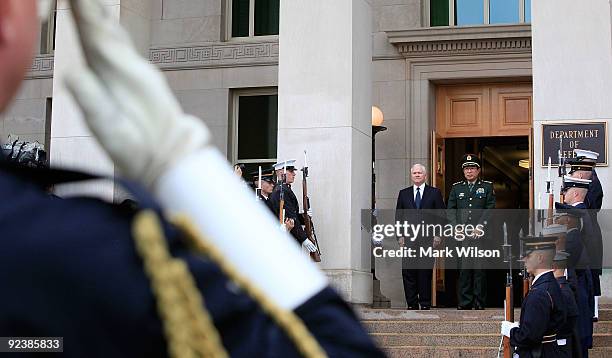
top-left (278, 0), bottom-right (373, 303)
top-left (51, 0), bottom-right (151, 199)
top-left (532, 0), bottom-right (612, 299)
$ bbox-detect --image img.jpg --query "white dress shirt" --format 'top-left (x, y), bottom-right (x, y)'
top-left (413, 183), bottom-right (426, 202)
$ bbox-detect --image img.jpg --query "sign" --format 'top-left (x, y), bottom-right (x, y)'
top-left (542, 122), bottom-right (607, 166)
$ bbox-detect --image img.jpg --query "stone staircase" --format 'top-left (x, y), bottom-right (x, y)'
top-left (359, 305), bottom-right (612, 358)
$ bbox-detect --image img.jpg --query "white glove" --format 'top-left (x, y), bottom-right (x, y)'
top-left (501, 321), bottom-right (519, 337)
top-left (64, 0), bottom-right (210, 188)
top-left (307, 208), bottom-right (313, 217)
top-left (302, 239), bottom-right (317, 253)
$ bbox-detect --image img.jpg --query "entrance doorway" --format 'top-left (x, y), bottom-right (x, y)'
top-left (432, 82), bottom-right (533, 308)
top-left (435, 136), bottom-right (529, 308)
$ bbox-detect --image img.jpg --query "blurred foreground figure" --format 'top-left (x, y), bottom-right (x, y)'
top-left (0, 1), bottom-right (384, 357)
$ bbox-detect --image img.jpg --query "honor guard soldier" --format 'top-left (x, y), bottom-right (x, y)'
top-left (557, 175), bottom-right (595, 358)
top-left (447, 154), bottom-right (496, 310)
top-left (0, 1), bottom-right (384, 357)
top-left (569, 149), bottom-right (604, 322)
top-left (269, 160), bottom-right (318, 254)
top-left (501, 236), bottom-right (567, 358)
top-left (251, 168), bottom-right (275, 208)
top-left (552, 250), bottom-right (580, 358)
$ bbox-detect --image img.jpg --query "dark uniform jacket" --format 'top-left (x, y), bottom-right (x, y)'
top-left (556, 276), bottom-right (579, 358)
top-left (258, 193), bottom-right (275, 215)
top-left (585, 170), bottom-right (603, 296)
top-left (0, 165), bottom-right (384, 358)
top-left (510, 271), bottom-right (566, 358)
top-left (269, 183), bottom-right (308, 244)
top-left (446, 179), bottom-right (495, 225)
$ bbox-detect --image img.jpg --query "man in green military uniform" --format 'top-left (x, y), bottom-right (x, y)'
top-left (447, 154), bottom-right (496, 309)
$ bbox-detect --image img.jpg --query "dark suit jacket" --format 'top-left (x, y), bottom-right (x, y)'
top-left (396, 184), bottom-right (446, 210)
top-left (395, 184), bottom-right (446, 245)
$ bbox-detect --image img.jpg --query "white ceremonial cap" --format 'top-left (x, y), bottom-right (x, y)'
top-left (273, 159), bottom-right (297, 171)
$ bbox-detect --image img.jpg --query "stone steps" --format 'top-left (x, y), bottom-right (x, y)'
top-left (360, 307), bottom-right (612, 357)
top-left (382, 346), bottom-right (612, 358)
top-left (364, 320), bottom-right (612, 334)
top-left (372, 332), bottom-right (612, 347)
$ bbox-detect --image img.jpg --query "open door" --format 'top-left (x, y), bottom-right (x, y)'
top-left (529, 127), bottom-right (534, 209)
top-left (430, 131), bottom-right (445, 307)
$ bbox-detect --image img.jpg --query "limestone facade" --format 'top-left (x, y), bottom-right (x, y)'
top-left (4, 0), bottom-right (610, 304)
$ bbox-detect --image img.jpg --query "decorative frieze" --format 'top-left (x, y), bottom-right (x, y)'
top-left (26, 54), bottom-right (54, 79)
top-left (397, 38), bottom-right (531, 57)
top-left (386, 24), bottom-right (532, 59)
top-left (150, 41), bottom-right (279, 70)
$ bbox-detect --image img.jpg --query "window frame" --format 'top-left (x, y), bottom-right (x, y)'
top-left (225, 0), bottom-right (280, 41)
top-left (230, 87), bottom-right (279, 167)
top-left (40, 0), bottom-right (58, 54)
top-left (427, 0), bottom-right (530, 27)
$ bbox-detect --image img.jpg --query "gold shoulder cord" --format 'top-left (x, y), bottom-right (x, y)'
top-left (133, 210), bottom-right (327, 358)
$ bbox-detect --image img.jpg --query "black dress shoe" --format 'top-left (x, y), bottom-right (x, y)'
top-left (407, 305), bottom-right (419, 310)
top-left (457, 306), bottom-right (471, 310)
top-left (420, 306), bottom-right (431, 310)
top-left (474, 304), bottom-right (485, 310)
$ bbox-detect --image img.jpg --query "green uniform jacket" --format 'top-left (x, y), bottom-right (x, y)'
top-left (446, 179), bottom-right (496, 225)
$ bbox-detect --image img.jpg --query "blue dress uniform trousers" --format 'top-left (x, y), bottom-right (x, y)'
top-left (556, 276), bottom-right (579, 358)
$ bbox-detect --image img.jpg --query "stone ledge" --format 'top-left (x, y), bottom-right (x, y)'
top-left (26, 54), bottom-right (54, 79)
top-left (149, 40), bottom-right (279, 70)
top-left (386, 24), bottom-right (531, 59)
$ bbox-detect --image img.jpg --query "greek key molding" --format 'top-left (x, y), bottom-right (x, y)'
top-left (27, 54), bottom-right (54, 79)
top-left (150, 41), bottom-right (279, 70)
top-left (387, 24), bottom-right (531, 59)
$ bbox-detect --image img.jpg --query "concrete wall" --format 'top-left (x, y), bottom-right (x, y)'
top-left (151, 0), bottom-right (222, 46)
top-left (0, 79), bottom-right (53, 147)
top-left (532, 0), bottom-right (612, 299)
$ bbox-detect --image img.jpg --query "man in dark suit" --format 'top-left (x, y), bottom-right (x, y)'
top-left (395, 164), bottom-right (445, 310)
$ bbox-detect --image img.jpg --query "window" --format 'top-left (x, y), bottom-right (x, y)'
top-left (231, 89), bottom-right (278, 177)
top-left (230, 0), bottom-right (280, 39)
top-left (39, 0), bottom-right (57, 54)
top-left (430, 0), bottom-right (531, 27)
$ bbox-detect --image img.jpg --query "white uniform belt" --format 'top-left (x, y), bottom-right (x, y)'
top-left (542, 334), bottom-right (557, 344)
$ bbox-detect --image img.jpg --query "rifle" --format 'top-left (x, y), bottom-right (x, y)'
top-left (558, 138), bottom-right (567, 203)
top-left (302, 151), bottom-right (322, 262)
top-left (256, 166), bottom-right (262, 200)
top-left (519, 228), bottom-right (530, 298)
top-left (278, 166), bottom-right (286, 226)
top-left (499, 222), bottom-right (514, 358)
top-left (546, 157), bottom-right (554, 225)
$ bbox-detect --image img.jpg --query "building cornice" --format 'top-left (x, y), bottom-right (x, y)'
top-left (26, 54), bottom-right (54, 79)
top-left (386, 24), bottom-right (531, 59)
top-left (149, 40), bottom-right (279, 70)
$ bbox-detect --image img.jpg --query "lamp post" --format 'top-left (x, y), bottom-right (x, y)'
top-left (371, 105), bottom-right (387, 241)
top-left (371, 106), bottom-right (388, 307)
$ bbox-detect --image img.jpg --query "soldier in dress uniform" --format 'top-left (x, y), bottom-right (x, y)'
top-left (0, 1), bottom-right (384, 357)
top-left (268, 160), bottom-right (318, 254)
top-left (501, 236), bottom-right (567, 358)
top-left (552, 250), bottom-right (580, 358)
top-left (556, 175), bottom-right (595, 357)
top-left (447, 154), bottom-right (496, 310)
top-left (569, 149), bottom-right (604, 323)
top-left (250, 168), bottom-right (274, 203)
